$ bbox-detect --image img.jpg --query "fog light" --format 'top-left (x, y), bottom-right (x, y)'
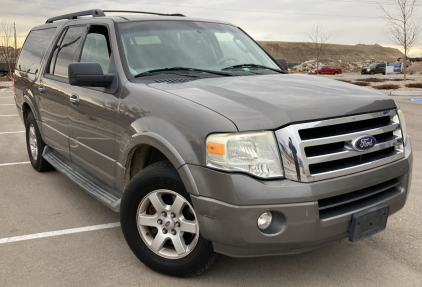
top-left (257, 211), bottom-right (273, 230)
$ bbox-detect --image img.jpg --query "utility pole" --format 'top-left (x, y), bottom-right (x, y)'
top-left (13, 22), bottom-right (17, 63)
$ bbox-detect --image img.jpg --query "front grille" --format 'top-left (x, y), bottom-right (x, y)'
top-left (275, 110), bottom-right (405, 182)
top-left (318, 178), bottom-right (401, 219)
top-left (299, 116), bottom-right (391, 140)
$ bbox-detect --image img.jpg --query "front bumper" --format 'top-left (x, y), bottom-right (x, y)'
top-left (189, 137), bottom-right (413, 257)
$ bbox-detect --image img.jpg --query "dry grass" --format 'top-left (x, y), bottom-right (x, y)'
top-left (405, 83), bottom-right (422, 89)
top-left (374, 84), bottom-right (400, 90)
top-left (356, 78), bottom-right (387, 83)
top-left (390, 78), bottom-right (414, 82)
top-left (353, 82), bottom-right (371, 86)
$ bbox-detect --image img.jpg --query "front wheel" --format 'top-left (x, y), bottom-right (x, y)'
top-left (120, 160), bottom-right (219, 277)
top-left (370, 71), bottom-right (375, 75)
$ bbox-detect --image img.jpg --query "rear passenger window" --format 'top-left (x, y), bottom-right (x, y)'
top-left (80, 25), bottom-right (111, 74)
top-left (17, 28), bottom-right (56, 74)
top-left (49, 26), bottom-right (85, 78)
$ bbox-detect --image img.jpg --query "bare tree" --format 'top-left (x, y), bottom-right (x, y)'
top-left (0, 20), bottom-right (15, 77)
top-left (378, 0), bottom-right (421, 80)
top-left (306, 23), bottom-right (330, 74)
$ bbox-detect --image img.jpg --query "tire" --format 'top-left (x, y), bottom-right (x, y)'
top-left (25, 112), bottom-right (53, 172)
top-left (334, 72), bottom-right (339, 75)
top-left (370, 71), bottom-right (375, 75)
top-left (120, 160), bottom-right (219, 277)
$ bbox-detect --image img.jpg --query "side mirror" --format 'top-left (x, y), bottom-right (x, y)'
top-left (68, 63), bottom-right (115, 87)
top-left (275, 59), bottom-right (288, 71)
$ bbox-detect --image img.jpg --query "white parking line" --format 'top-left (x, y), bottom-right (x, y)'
top-left (0, 114), bottom-right (18, 116)
top-left (0, 104), bottom-right (15, 106)
top-left (0, 162), bottom-right (30, 167)
top-left (0, 223), bottom-right (121, 244)
top-left (0, 131), bottom-right (25, 134)
top-left (0, 96), bottom-right (13, 98)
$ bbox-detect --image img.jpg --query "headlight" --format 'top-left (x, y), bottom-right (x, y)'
top-left (397, 109), bottom-right (407, 145)
top-left (367, 68), bottom-right (370, 71)
top-left (206, 131), bottom-right (284, 178)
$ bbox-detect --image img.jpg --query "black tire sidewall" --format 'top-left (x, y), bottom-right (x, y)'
top-left (120, 162), bottom-right (216, 277)
top-left (25, 113), bottom-right (44, 171)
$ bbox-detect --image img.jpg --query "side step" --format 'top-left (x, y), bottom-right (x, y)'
top-left (43, 146), bottom-right (121, 212)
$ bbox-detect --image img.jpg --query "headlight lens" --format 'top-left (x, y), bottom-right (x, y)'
top-left (206, 131), bottom-right (284, 178)
top-left (397, 109), bottom-right (407, 145)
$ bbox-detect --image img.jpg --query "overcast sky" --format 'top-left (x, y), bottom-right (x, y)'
top-left (1, 0), bottom-right (421, 54)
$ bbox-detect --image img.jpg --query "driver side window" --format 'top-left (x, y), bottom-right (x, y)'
top-left (80, 25), bottom-right (111, 74)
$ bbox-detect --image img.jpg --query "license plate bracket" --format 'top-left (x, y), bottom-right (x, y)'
top-left (349, 203), bottom-right (389, 242)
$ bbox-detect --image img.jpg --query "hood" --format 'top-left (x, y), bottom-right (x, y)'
top-left (147, 74), bottom-right (396, 131)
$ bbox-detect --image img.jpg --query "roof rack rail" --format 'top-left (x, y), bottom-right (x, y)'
top-left (103, 10), bottom-right (185, 17)
top-left (46, 9), bottom-right (105, 23)
top-left (45, 9), bottom-right (185, 23)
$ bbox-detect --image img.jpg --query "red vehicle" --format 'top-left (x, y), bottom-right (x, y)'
top-left (309, 65), bottom-right (342, 75)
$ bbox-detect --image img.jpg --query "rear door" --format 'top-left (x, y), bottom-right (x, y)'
top-left (67, 24), bottom-right (120, 186)
top-left (38, 25), bottom-right (86, 158)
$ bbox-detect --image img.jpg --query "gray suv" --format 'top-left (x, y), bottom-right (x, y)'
top-left (14, 9), bottom-right (413, 277)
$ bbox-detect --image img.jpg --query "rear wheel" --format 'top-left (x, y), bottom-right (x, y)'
top-left (120, 160), bottom-right (219, 277)
top-left (25, 112), bottom-right (53, 172)
top-left (334, 71), bottom-right (339, 75)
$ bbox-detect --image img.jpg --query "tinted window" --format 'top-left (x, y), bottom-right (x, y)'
top-left (80, 26), bottom-right (111, 74)
top-left (51, 26), bottom-right (85, 78)
top-left (17, 28), bottom-right (56, 74)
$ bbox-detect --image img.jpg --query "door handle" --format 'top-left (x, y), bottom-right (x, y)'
top-left (38, 85), bottom-right (45, 94)
top-left (70, 94), bottom-right (80, 106)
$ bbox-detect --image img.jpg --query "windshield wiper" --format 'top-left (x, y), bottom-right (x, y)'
top-left (134, 67), bottom-right (233, 78)
top-left (222, 64), bottom-right (286, 74)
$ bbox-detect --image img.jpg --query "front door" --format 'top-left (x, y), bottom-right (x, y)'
top-left (39, 25), bottom-right (86, 158)
top-left (67, 24), bottom-right (119, 186)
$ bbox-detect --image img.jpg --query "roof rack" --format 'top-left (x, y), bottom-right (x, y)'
top-left (45, 9), bottom-right (185, 23)
top-left (46, 9), bottom-right (105, 23)
top-left (103, 10), bottom-right (185, 17)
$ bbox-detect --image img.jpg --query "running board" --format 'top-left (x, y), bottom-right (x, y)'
top-left (43, 146), bottom-right (121, 212)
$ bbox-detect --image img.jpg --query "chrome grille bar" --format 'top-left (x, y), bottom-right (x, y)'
top-left (275, 110), bottom-right (405, 182)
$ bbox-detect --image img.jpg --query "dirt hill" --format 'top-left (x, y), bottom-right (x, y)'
top-left (257, 41), bottom-right (404, 64)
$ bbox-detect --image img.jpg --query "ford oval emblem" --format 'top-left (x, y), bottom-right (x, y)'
top-left (352, 135), bottom-right (377, 151)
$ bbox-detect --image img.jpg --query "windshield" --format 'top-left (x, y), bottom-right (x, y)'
top-left (369, 64), bottom-right (377, 68)
top-left (118, 21), bottom-right (279, 76)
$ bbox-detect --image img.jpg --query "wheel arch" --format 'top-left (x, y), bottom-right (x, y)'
top-left (121, 131), bottom-right (199, 196)
top-left (23, 94), bottom-right (41, 121)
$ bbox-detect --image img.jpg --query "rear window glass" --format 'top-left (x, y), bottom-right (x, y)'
top-left (17, 28), bottom-right (57, 74)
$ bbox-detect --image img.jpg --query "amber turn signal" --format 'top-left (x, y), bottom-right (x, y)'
top-left (207, 142), bottom-right (225, 155)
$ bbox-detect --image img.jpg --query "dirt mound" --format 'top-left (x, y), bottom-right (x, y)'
top-left (257, 41), bottom-right (404, 63)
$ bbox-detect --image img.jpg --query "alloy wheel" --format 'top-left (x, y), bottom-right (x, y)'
top-left (136, 189), bottom-right (199, 259)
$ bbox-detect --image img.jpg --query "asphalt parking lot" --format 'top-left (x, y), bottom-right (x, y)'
top-left (0, 86), bottom-right (421, 286)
